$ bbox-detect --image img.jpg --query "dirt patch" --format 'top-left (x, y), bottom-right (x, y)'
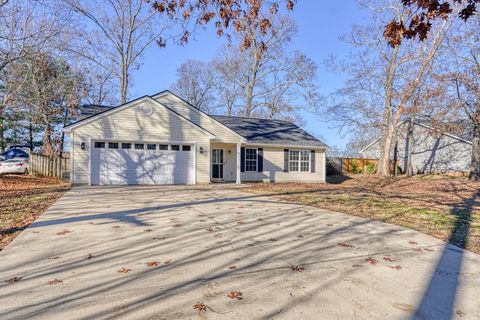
top-left (0, 175), bottom-right (70, 250)
top-left (245, 175), bottom-right (480, 254)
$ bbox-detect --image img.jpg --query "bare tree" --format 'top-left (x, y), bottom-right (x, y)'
top-left (66, 0), bottom-right (169, 104)
top-left (445, 11), bottom-right (480, 180)
top-left (170, 60), bottom-right (217, 112)
top-left (325, 0), bottom-right (452, 176)
top-left (0, 0), bottom-right (72, 151)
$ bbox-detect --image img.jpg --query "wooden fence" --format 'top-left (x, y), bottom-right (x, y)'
top-left (29, 152), bottom-right (70, 179)
top-left (326, 157), bottom-right (398, 175)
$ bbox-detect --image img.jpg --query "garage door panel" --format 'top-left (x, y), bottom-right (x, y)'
top-left (91, 142), bottom-right (194, 185)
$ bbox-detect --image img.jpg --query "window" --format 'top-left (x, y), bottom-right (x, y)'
top-left (289, 150), bottom-right (310, 172)
top-left (108, 142), bottom-right (119, 149)
top-left (245, 148), bottom-right (257, 172)
top-left (134, 143), bottom-right (144, 150)
top-left (182, 145), bottom-right (191, 151)
top-left (171, 144), bottom-right (180, 151)
top-left (147, 144), bottom-right (156, 150)
top-left (94, 142), bottom-right (105, 148)
top-left (121, 143), bottom-right (132, 149)
top-left (159, 144), bottom-right (168, 150)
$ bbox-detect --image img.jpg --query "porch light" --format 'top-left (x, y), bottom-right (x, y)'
top-left (81, 142), bottom-right (85, 150)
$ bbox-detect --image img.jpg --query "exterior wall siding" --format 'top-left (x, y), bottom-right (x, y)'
top-left (360, 122), bottom-right (472, 174)
top-left (241, 147), bottom-right (326, 183)
top-left (154, 93), bottom-right (242, 143)
top-left (70, 99), bottom-right (211, 184)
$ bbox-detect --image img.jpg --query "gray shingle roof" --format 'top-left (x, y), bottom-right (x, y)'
top-left (77, 104), bottom-right (116, 121)
top-left (211, 115), bottom-right (326, 147)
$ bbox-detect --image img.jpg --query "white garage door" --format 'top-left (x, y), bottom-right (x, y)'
top-left (91, 141), bottom-right (195, 185)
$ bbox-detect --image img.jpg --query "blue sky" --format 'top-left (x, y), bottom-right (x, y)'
top-left (131, 0), bottom-right (368, 148)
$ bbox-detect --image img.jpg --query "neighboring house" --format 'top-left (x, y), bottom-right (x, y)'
top-left (359, 118), bottom-right (472, 174)
top-left (64, 90), bottom-right (327, 185)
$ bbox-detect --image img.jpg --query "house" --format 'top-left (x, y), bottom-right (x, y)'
top-left (359, 118), bottom-right (472, 174)
top-left (64, 90), bottom-right (327, 185)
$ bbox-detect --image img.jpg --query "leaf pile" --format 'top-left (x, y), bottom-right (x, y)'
top-left (193, 302), bottom-right (207, 312)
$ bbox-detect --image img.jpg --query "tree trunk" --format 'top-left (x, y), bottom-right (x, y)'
top-left (469, 122), bottom-right (480, 181)
top-left (0, 104), bottom-right (5, 152)
top-left (42, 124), bottom-right (53, 156)
top-left (406, 118), bottom-right (414, 176)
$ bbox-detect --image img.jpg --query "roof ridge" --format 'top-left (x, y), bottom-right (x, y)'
top-left (210, 114), bottom-right (296, 124)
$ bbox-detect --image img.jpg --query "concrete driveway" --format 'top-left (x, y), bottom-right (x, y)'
top-left (0, 185), bottom-right (479, 320)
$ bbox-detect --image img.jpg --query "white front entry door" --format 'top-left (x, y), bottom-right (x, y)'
top-left (91, 142), bottom-right (194, 185)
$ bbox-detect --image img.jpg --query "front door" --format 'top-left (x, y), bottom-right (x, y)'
top-left (211, 149), bottom-right (224, 180)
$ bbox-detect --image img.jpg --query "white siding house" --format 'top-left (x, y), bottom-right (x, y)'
top-left (65, 91), bottom-right (327, 185)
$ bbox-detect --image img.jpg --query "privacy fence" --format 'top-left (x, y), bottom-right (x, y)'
top-left (326, 157), bottom-right (399, 175)
top-left (29, 152), bottom-right (70, 179)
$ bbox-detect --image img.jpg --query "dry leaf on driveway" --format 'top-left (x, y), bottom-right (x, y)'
top-left (5, 276), bottom-right (23, 283)
top-left (291, 265), bottom-right (305, 272)
top-left (228, 265), bottom-right (237, 270)
top-left (365, 257), bottom-right (378, 265)
top-left (383, 257), bottom-right (394, 262)
top-left (117, 267), bottom-right (131, 273)
top-left (145, 261), bottom-right (160, 267)
top-left (47, 279), bottom-right (63, 285)
top-left (227, 291), bottom-right (243, 300)
top-left (389, 265), bottom-right (402, 270)
top-left (56, 229), bottom-right (71, 236)
top-left (193, 302), bottom-right (207, 312)
top-left (337, 242), bottom-right (354, 248)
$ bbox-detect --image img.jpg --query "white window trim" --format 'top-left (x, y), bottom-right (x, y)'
top-left (245, 148), bottom-right (258, 172)
top-left (289, 149), bottom-right (311, 173)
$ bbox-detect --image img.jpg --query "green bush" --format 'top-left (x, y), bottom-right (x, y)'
top-left (365, 163), bottom-right (376, 174)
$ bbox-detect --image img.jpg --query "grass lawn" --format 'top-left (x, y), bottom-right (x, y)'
top-left (0, 175), bottom-right (70, 251)
top-left (246, 174), bottom-right (480, 254)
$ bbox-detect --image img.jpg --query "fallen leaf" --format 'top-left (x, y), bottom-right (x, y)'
top-left (383, 257), bottom-right (394, 262)
top-left (424, 248), bottom-right (435, 252)
top-left (56, 229), bottom-right (71, 236)
top-left (365, 257), bottom-right (378, 265)
top-left (257, 218), bottom-right (264, 221)
top-left (291, 265), bottom-right (305, 272)
top-left (146, 261), bottom-right (160, 267)
top-left (269, 238), bottom-right (278, 242)
top-left (193, 302), bottom-right (207, 312)
top-left (153, 237), bottom-right (166, 240)
top-left (337, 242), bottom-right (354, 248)
top-left (227, 290), bottom-right (243, 300)
top-left (327, 223), bottom-right (334, 226)
top-left (456, 309), bottom-right (466, 317)
top-left (228, 265), bottom-right (237, 270)
top-left (305, 213), bottom-right (313, 216)
top-left (112, 225), bottom-right (120, 229)
top-left (5, 276), bottom-right (23, 283)
top-left (413, 248), bottom-right (423, 252)
top-left (237, 221), bottom-right (245, 225)
top-left (172, 224), bottom-right (182, 227)
top-left (47, 279), bottom-right (63, 285)
top-left (409, 241), bottom-right (418, 245)
top-left (164, 259), bottom-right (172, 264)
top-left (297, 235), bottom-right (304, 238)
top-left (49, 256), bottom-right (61, 260)
top-left (389, 265), bottom-right (402, 270)
top-left (144, 229), bottom-right (153, 232)
top-left (206, 227), bottom-right (214, 232)
top-left (86, 254), bottom-right (94, 260)
top-left (117, 267), bottom-right (131, 273)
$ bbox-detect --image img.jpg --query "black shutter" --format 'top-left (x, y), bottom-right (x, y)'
top-left (241, 147), bottom-right (245, 172)
top-left (284, 149), bottom-right (289, 172)
top-left (257, 148), bottom-right (263, 172)
top-left (311, 150), bottom-right (316, 173)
